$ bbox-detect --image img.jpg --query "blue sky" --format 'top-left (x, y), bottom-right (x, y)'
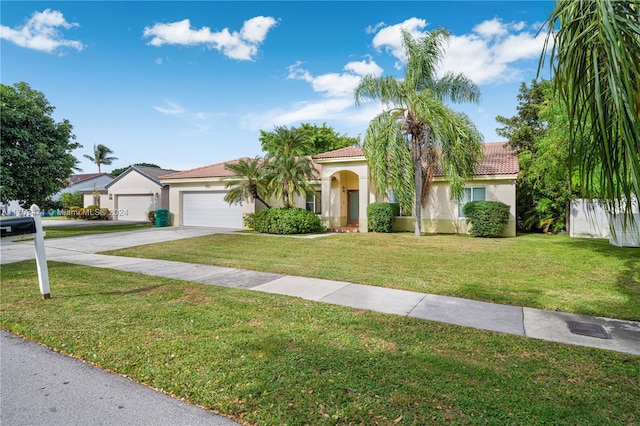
top-left (1, 1), bottom-right (555, 173)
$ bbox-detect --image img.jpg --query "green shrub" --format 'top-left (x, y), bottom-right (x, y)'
top-left (64, 206), bottom-right (81, 219)
top-left (367, 202), bottom-right (400, 233)
top-left (60, 191), bottom-right (83, 209)
top-left (82, 205), bottom-right (102, 220)
top-left (148, 210), bottom-right (155, 224)
top-left (250, 208), bottom-right (324, 234)
top-left (463, 201), bottom-right (510, 237)
top-left (243, 213), bottom-right (255, 229)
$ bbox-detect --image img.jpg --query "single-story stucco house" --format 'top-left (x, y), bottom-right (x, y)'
top-left (51, 173), bottom-right (115, 208)
top-left (159, 142), bottom-right (519, 236)
top-left (105, 165), bottom-right (179, 222)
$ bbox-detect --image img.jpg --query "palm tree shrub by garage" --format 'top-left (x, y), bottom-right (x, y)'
top-left (463, 201), bottom-right (510, 237)
top-left (250, 208), bottom-right (324, 235)
top-left (367, 202), bottom-right (400, 232)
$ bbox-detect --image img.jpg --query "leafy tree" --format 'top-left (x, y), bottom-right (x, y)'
top-left (496, 80), bottom-right (548, 154)
top-left (355, 28), bottom-right (484, 236)
top-left (224, 157), bottom-right (271, 208)
top-left (263, 126), bottom-right (317, 208)
top-left (84, 144), bottom-right (118, 173)
top-left (540, 0), bottom-right (640, 227)
top-left (259, 123), bottom-right (359, 155)
top-left (60, 191), bottom-right (84, 209)
top-left (1, 82), bottom-right (81, 207)
top-left (496, 80), bottom-right (583, 233)
top-left (110, 163), bottom-right (160, 177)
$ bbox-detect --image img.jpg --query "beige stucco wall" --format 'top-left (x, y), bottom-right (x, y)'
top-left (163, 179), bottom-right (256, 227)
top-left (318, 158), bottom-right (376, 232)
top-left (82, 193), bottom-right (111, 210)
top-left (392, 176), bottom-right (517, 236)
top-left (108, 171), bottom-right (165, 221)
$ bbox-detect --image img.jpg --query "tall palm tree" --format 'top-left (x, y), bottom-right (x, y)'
top-left (224, 157), bottom-right (271, 208)
top-left (540, 0), bottom-right (640, 227)
top-left (355, 28), bottom-right (484, 236)
top-left (84, 144), bottom-right (118, 173)
top-left (264, 126), bottom-right (317, 208)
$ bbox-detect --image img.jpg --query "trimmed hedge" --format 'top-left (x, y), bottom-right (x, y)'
top-left (367, 202), bottom-right (400, 233)
top-left (249, 208), bottom-right (325, 235)
top-left (64, 206), bottom-right (81, 219)
top-left (462, 201), bottom-right (510, 237)
top-left (81, 205), bottom-right (110, 220)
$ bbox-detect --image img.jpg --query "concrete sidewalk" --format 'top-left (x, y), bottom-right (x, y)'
top-left (2, 227), bottom-right (638, 355)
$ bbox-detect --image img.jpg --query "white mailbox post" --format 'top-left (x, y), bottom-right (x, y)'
top-left (0, 205), bottom-right (50, 299)
top-left (31, 204), bottom-right (51, 299)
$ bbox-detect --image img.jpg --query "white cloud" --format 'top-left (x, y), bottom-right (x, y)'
top-left (244, 56), bottom-right (384, 132)
top-left (372, 17), bottom-right (428, 69)
top-left (153, 100), bottom-right (226, 134)
top-left (153, 100), bottom-right (186, 116)
top-left (371, 17), bottom-right (548, 84)
top-left (344, 58), bottom-right (383, 77)
top-left (0, 9), bottom-right (84, 53)
top-left (287, 58), bottom-right (381, 98)
top-left (240, 97), bottom-right (378, 132)
top-left (241, 16), bottom-right (548, 138)
top-left (142, 16), bottom-right (277, 61)
top-left (473, 18), bottom-right (508, 38)
top-left (365, 22), bottom-right (386, 35)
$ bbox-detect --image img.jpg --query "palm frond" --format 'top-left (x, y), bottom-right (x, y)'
top-left (540, 0), bottom-right (640, 226)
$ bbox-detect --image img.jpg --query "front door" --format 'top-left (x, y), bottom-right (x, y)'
top-left (347, 190), bottom-right (359, 224)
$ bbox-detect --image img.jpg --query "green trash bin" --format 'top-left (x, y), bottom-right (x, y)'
top-left (155, 209), bottom-right (169, 227)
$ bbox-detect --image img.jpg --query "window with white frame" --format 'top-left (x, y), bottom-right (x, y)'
top-left (458, 187), bottom-right (486, 217)
top-left (306, 191), bottom-right (322, 214)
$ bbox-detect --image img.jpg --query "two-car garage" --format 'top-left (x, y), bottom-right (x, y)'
top-left (181, 192), bottom-right (243, 228)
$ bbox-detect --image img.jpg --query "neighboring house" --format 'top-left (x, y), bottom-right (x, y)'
top-left (52, 173), bottom-right (115, 208)
top-left (160, 142), bottom-right (519, 235)
top-left (106, 165), bottom-right (179, 222)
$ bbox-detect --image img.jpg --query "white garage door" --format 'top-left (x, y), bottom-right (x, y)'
top-left (117, 194), bottom-right (154, 222)
top-left (182, 192), bottom-right (243, 228)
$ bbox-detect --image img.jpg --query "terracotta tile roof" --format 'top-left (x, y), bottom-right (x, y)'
top-left (312, 146), bottom-right (365, 159)
top-left (472, 142), bottom-right (519, 176)
top-left (314, 142), bottom-right (518, 176)
top-left (160, 158), bottom-right (251, 180)
top-left (161, 157), bottom-right (323, 181)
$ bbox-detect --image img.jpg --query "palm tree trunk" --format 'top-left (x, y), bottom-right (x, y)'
top-left (414, 156), bottom-right (422, 236)
top-left (413, 135), bottom-right (422, 236)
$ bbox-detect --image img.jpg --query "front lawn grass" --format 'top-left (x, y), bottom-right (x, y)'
top-left (1, 261), bottom-right (638, 425)
top-left (42, 223), bottom-right (153, 239)
top-left (107, 232), bottom-right (640, 321)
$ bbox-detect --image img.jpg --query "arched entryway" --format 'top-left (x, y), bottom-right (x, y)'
top-left (322, 170), bottom-right (366, 230)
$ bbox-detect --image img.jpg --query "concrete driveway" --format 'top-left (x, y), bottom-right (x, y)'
top-left (0, 226), bottom-right (233, 264)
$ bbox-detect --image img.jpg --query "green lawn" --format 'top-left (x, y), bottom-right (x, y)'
top-left (1, 261), bottom-right (638, 425)
top-left (107, 232), bottom-right (640, 321)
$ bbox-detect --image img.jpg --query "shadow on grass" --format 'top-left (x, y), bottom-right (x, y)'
top-left (562, 237), bottom-right (640, 320)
